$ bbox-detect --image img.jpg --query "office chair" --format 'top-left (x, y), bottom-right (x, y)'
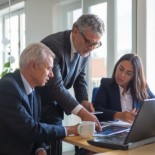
top-left (91, 87), bottom-right (99, 103)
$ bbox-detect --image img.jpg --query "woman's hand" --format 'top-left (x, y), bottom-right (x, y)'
top-left (114, 109), bottom-right (137, 123)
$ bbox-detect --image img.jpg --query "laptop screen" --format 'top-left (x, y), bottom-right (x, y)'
top-left (125, 98), bottom-right (155, 144)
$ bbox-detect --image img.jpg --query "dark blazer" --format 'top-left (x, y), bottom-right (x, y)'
top-left (93, 78), bottom-right (155, 121)
top-left (0, 70), bottom-right (66, 155)
top-left (36, 30), bottom-right (89, 123)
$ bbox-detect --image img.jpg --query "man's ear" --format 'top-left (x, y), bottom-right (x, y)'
top-left (72, 27), bottom-right (78, 34)
top-left (29, 60), bottom-right (36, 71)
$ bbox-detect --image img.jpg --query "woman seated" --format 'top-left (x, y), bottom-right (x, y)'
top-left (93, 53), bottom-right (155, 123)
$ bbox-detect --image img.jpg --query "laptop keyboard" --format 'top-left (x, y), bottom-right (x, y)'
top-left (94, 131), bottom-right (129, 145)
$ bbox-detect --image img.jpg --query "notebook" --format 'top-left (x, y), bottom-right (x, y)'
top-left (88, 98), bottom-right (155, 150)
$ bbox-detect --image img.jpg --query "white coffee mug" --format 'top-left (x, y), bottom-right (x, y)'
top-left (78, 121), bottom-right (95, 139)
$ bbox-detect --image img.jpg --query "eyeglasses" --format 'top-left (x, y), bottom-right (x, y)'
top-left (80, 31), bottom-right (102, 49)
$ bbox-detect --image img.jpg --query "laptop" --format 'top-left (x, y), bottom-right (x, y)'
top-left (88, 98), bottom-right (155, 150)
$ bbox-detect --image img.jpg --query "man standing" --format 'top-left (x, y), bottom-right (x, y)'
top-left (0, 43), bottom-right (79, 155)
top-left (37, 14), bottom-right (105, 155)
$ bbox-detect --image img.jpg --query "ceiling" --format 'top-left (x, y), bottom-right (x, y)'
top-left (0, 0), bottom-right (9, 6)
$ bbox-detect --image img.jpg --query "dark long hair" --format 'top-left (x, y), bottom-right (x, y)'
top-left (111, 53), bottom-right (149, 101)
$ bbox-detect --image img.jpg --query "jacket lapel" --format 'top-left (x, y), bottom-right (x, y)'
top-left (13, 70), bottom-right (32, 114)
top-left (64, 30), bottom-right (71, 75)
top-left (111, 81), bottom-right (122, 111)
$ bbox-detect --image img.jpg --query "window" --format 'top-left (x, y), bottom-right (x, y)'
top-left (116, 0), bottom-right (132, 60)
top-left (67, 9), bottom-right (82, 28)
top-left (0, 2), bottom-right (25, 73)
top-left (89, 2), bottom-right (107, 89)
top-left (146, 0), bottom-right (155, 93)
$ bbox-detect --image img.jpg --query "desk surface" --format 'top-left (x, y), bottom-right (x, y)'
top-left (63, 135), bottom-right (112, 153)
top-left (64, 135), bottom-right (155, 155)
top-left (94, 142), bottom-right (155, 155)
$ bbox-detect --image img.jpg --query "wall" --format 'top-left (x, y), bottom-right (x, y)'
top-left (25, 0), bottom-right (52, 45)
top-left (25, 0), bottom-right (79, 45)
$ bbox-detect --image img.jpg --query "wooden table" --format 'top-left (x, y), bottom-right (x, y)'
top-left (64, 135), bottom-right (155, 155)
top-left (94, 142), bottom-right (155, 155)
top-left (63, 135), bottom-right (113, 153)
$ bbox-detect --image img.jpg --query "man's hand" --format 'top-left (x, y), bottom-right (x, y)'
top-left (81, 100), bottom-right (95, 112)
top-left (77, 107), bottom-right (102, 132)
top-left (35, 148), bottom-right (47, 155)
top-left (65, 124), bottom-right (79, 136)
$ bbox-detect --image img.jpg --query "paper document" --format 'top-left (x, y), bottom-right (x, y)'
top-left (100, 120), bottom-right (132, 128)
top-left (94, 125), bottom-right (130, 137)
top-left (92, 111), bottom-right (103, 115)
top-left (93, 120), bottom-right (131, 137)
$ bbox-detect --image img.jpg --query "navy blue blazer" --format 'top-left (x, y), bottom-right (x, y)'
top-left (0, 70), bottom-right (66, 155)
top-left (37, 30), bottom-right (89, 123)
top-left (93, 78), bottom-right (155, 121)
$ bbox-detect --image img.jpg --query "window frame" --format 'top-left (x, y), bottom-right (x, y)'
top-left (0, 3), bottom-right (25, 72)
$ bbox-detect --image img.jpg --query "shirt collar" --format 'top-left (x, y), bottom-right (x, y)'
top-left (20, 72), bottom-right (33, 95)
top-left (119, 85), bottom-right (131, 96)
top-left (70, 32), bottom-right (77, 54)
top-left (70, 32), bottom-right (90, 57)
